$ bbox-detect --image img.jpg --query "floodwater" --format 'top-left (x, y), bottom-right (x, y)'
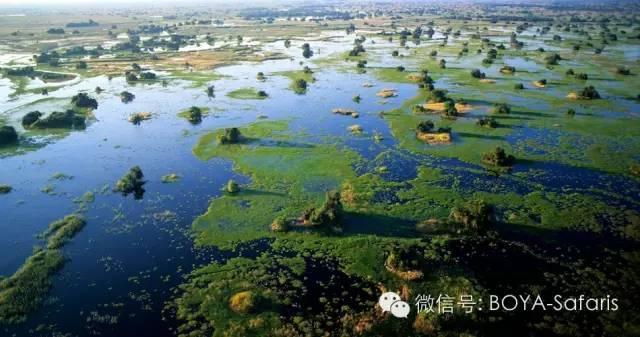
top-left (1, 31), bottom-right (639, 336)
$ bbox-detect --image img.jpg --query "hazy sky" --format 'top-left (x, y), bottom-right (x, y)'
top-left (0, 0), bottom-right (268, 6)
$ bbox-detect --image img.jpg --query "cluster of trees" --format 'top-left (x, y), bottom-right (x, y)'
top-left (545, 53), bottom-right (562, 65)
top-left (22, 110), bottom-right (85, 129)
top-left (0, 126), bottom-right (18, 146)
top-left (616, 67), bottom-right (631, 75)
top-left (115, 166), bottom-right (146, 199)
top-left (46, 28), bottom-right (65, 34)
top-left (301, 191), bottom-right (343, 230)
top-left (482, 48), bottom-right (498, 65)
top-left (482, 147), bottom-right (515, 167)
top-left (493, 103), bottom-right (511, 114)
top-left (66, 19), bottom-right (99, 28)
top-left (416, 120), bottom-right (450, 134)
top-left (579, 86), bottom-right (601, 99)
top-left (449, 199), bottom-right (494, 233)
top-left (217, 128), bottom-right (241, 144)
top-left (476, 116), bottom-right (498, 128)
top-left (71, 93), bottom-right (98, 109)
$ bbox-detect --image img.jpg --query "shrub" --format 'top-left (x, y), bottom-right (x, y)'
top-left (514, 83), bottom-right (524, 90)
top-left (270, 216), bottom-right (289, 232)
top-left (229, 291), bottom-right (257, 314)
top-left (566, 108), bottom-right (576, 116)
top-left (294, 78), bottom-right (308, 92)
top-left (0, 184), bottom-right (11, 194)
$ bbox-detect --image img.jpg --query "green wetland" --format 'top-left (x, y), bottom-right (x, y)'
top-left (0, 1), bottom-right (639, 336)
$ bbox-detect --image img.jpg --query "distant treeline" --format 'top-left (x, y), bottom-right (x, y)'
top-left (241, 6), bottom-right (353, 20)
top-left (66, 19), bottom-right (99, 28)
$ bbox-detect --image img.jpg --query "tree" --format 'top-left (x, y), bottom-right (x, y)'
top-left (76, 61), bottom-right (87, 69)
top-left (217, 127), bottom-right (241, 144)
top-left (0, 126), bottom-right (18, 146)
top-left (120, 91), bottom-right (135, 103)
top-left (22, 111), bottom-right (43, 128)
top-left (566, 108), bottom-right (576, 116)
top-left (71, 93), bottom-right (98, 109)
top-left (226, 180), bottom-right (239, 194)
top-left (575, 73), bottom-right (588, 80)
top-left (114, 166), bottom-right (146, 199)
top-left (444, 99), bottom-right (457, 116)
top-left (416, 120), bottom-right (434, 133)
top-left (303, 191), bottom-right (343, 228)
top-left (302, 43), bottom-right (313, 58)
top-left (188, 106), bottom-right (202, 124)
top-left (470, 69), bottom-right (486, 79)
top-left (616, 67), bottom-right (631, 75)
top-left (284, 39), bottom-right (291, 48)
top-left (476, 116), bottom-right (498, 128)
top-left (449, 199), bottom-right (494, 233)
top-left (139, 72), bottom-right (156, 80)
top-left (579, 86), bottom-right (600, 99)
top-left (514, 83), bottom-right (524, 90)
top-left (439, 59), bottom-right (446, 69)
top-left (493, 103), bottom-right (511, 114)
top-left (125, 72), bottom-right (138, 82)
top-left (206, 85), bottom-right (215, 97)
top-left (256, 72), bottom-right (265, 81)
top-left (293, 78), bottom-right (307, 93)
top-left (482, 147), bottom-right (515, 167)
top-left (426, 89), bottom-right (447, 103)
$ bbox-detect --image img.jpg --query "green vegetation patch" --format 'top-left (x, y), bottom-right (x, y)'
top-left (192, 120), bottom-right (360, 249)
top-left (0, 213), bottom-right (86, 324)
top-left (226, 87), bottom-right (269, 100)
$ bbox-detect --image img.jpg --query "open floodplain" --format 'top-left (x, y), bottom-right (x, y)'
top-left (0, 1), bottom-right (639, 336)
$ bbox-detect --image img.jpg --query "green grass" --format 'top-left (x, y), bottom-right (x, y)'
top-left (192, 120), bottom-right (360, 249)
top-left (226, 87), bottom-right (269, 100)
